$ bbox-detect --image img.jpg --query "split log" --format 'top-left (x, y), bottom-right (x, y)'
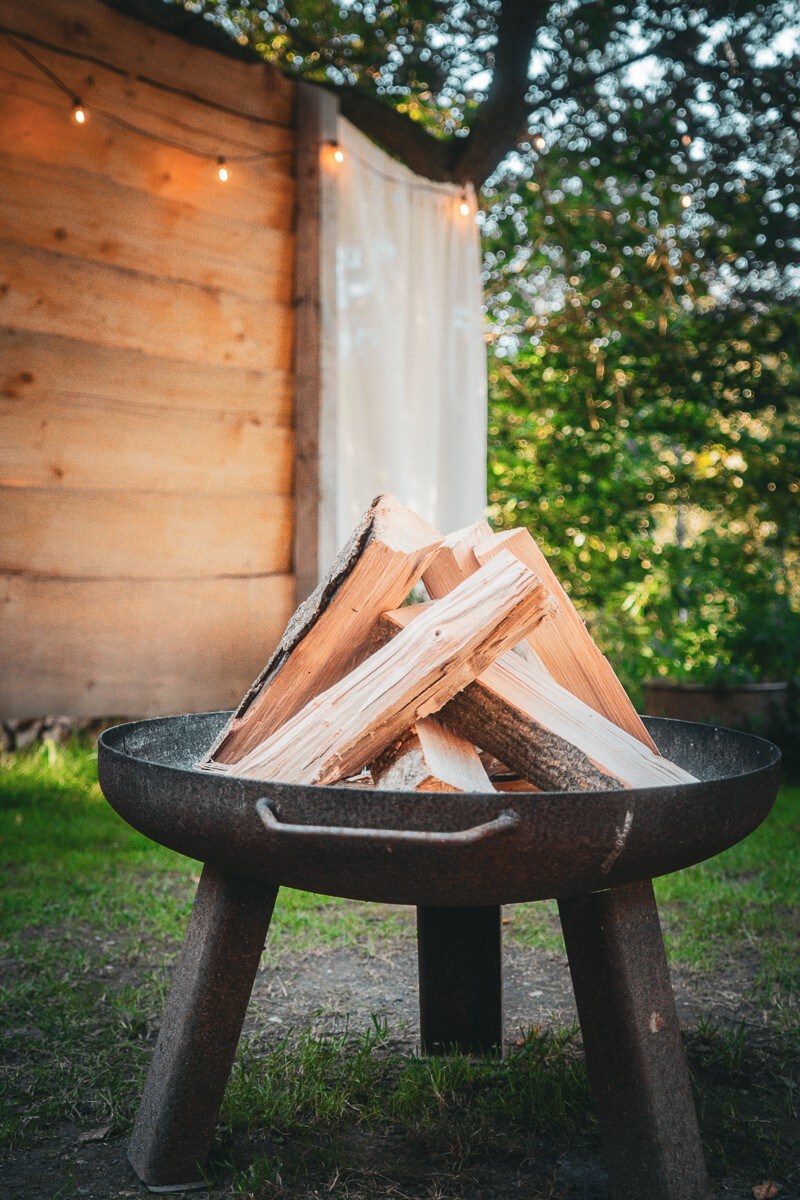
top-left (380, 606), bottom-right (696, 792)
top-left (209, 550), bottom-right (554, 785)
top-left (424, 521), bottom-right (541, 678)
top-left (372, 717), bottom-right (494, 792)
top-left (202, 494), bottom-right (442, 766)
top-left (473, 529), bottom-right (658, 752)
top-left (421, 519), bottom-right (492, 597)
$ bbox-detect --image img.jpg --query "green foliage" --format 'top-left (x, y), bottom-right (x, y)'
top-left (2, 744), bottom-right (798, 1192)
top-left (185, 4), bottom-right (799, 698)
top-left (183, 3), bottom-right (798, 260)
top-left (483, 139), bottom-right (800, 693)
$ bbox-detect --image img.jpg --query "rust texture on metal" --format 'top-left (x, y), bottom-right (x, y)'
top-left (417, 905), bottom-right (503, 1054)
top-left (127, 865), bottom-right (278, 1189)
top-left (99, 714), bottom-right (780, 906)
top-left (559, 881), bottom-right (712, 1200)
top-left (96, 714), bottom-right (780, 1196)
top-left (257, 796), bottom-right (519, 847)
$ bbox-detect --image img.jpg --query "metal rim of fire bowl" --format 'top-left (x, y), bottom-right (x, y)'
top-left (97, 712), bottom-right (781, 907)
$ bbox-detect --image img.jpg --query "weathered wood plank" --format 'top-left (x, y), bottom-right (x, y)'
top-left (0, 85), bottom-right (295, 231)
top-left (0, 155), bottom-right (294, 304)
top-left (206, 495), bottom-right (442, 765)
top-left (474, 529), bottom-right (659, 752)
top-left (0, 0), bottom-right (300, 722)
top-left (0, 489), bottom-right (292, 578)
top-left (0, 0), bottom-right (295, 126)
top-left (293, 82), bottom-right (340, 604)
top-left (0, 34), bottom-right (294, 173)
top-left (0, 241), bottom-right (293, 371)
top-left (0, 573), bottom-right (295, 718)
top-left (213, 551), bottom-right (554, 784)
top-left (0, 329), bottom-right (293, 422)
top-left (0, 396), bottom-right (294, 494)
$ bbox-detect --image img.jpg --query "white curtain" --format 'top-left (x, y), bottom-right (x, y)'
top-left (327, 116), bottom-right (488, 558)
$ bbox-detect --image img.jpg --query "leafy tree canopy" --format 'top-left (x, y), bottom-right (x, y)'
top-left (178, 0), bottom-right (799, 689)
top-left (182, 1), bottom-right (798, 279)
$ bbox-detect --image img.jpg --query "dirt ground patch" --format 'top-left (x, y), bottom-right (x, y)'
top-left (2, 928), bottom-right (797, 1200)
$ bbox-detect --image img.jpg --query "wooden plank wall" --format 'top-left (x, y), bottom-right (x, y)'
top-left (292, 83), bottom-right (339, 606)
top-left (0, 0), bottom-right (297, 716)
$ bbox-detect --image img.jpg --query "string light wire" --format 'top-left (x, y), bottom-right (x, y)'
top-left (326, 138), bottom-right (475, 205)
top-left (3, 30), bottom-right (480, 207)
top-left (2, 32), bottom-right (292, 170)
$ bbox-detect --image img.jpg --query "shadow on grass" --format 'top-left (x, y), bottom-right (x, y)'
top-left (1, 741), bottom-right (798, 1198)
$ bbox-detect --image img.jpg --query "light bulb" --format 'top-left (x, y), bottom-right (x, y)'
top-left (217, 157), bottom-right (229, 183)
top-left (534, 135), bottom-right (546, 151)
top-left (72, 102), bottom-right (87, 125)
top-left (459, 198), bottom-right (470, 217)
top-left (333, 144), bottom-right (345, 164)
top-left (681, 194), bottom-right (692, 208)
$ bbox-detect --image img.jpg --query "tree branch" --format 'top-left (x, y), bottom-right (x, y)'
top-left (450, 0), bottom-right (546, 188)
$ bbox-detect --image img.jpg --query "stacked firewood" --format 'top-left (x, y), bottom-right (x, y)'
top-left (200, 495), bottom-right (695, 791)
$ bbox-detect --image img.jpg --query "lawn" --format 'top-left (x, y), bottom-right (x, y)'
top-left (1, 739), bottom-right (798, 1198)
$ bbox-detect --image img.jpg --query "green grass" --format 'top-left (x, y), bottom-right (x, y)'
top-left (655, 784), bottom-right (800, 1029)
top-left (222, 1020), bottom-right (592, 1195)
top-left (1, 740), bottom-right (798, 1195)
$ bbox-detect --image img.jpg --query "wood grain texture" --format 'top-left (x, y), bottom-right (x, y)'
top-left (474, 529), bottom-right (659, 752)
top-left (383, 606), bottom-right (695, 792)
top-left (0, 0), bottom-right (294, 125)
top-left (0, 489), bottom-right (292, 579)
top-left (0, 0), bottom-right (299, 718)
top-left (422, 519), bottom-right (493, 598)
top-left (372, 717), bottom-right (494, 792)
top-left (0, 573), bottom-right (295, 718)
top-left (0, 155), bottom-right (294, 303)
top-left (0, 241), bottom-right (292, 371)
top-left (0, 330), bottom-right (293, 422)
top-left (1, 395), bottom-right (294, 494)
top-left (0, 82), bottom-right (295, 230)
top-left (211, 550), bottom-right (554, 784)
top-left (0, 37), bottom-right (295, 169)
top-left (206, 495), bottom-right (442, 765)
top-left (293, 82), bottom-right (340, 605)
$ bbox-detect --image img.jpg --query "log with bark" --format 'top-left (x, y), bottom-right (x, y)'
top-left (379, 604), bottom-right (695, 791)
top-left (202, 496), bottom-right (693, 796)
top-left (208, 549), bottom-right (554, 785)
top-left (202, 494), bottom-right (442, 767)
top-left (473, 529), bottom-right (658, 751)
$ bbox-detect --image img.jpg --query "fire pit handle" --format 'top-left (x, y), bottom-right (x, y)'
top-left (255, 798), bottom-right (519, 847)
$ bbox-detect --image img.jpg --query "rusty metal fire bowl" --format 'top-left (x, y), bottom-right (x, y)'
top-left (98, 713), bottom-right (780, 1200)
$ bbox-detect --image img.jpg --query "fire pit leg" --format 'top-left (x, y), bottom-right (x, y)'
top-left (417, 905), bottom-right (503, 1054)
top-left (128, 864), bottom-right (278, 1190)
top-left (558, 880), bottom-right (710, 1200)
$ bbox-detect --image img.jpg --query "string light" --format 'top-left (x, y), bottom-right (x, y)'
top-left (2, 32), bottom-right (291, 176)
top-left (681, 193), bottom-right (692, 208)
top-left (534, 134), bottom-right (546, 152)
top-left (3, 34), bottom-right (478, 221)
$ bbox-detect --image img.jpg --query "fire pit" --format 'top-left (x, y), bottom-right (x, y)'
top-left (98, 711), bottom-right (780, 1199)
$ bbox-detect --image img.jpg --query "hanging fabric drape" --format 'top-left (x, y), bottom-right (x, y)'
top-left (328, 116), bottom-right (488, 558)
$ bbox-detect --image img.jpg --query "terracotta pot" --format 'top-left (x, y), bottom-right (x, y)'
top-left (644, 680), bottom-right (789, 736)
